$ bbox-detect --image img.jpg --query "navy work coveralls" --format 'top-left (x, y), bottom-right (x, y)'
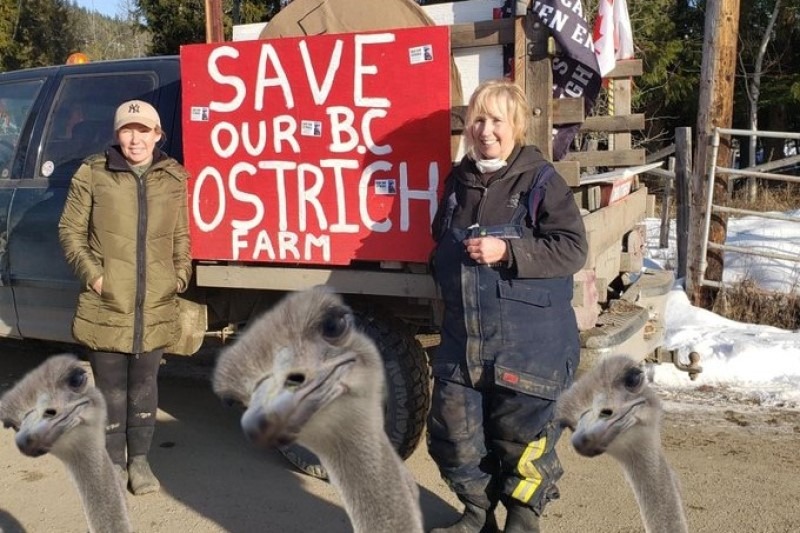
top-left (428, 144), bottom-right (588, 515)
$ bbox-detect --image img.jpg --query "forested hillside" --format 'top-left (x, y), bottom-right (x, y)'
top-left (0, 0), bottom-right (149, 70)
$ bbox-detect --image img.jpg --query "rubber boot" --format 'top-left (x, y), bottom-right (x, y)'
top-left (127, 426), bottom-right (159, 495)
top-left (503, 503), bottom-right (541, 533)
top-left (429, 502), bottom-right (498, 533)
top-left (128, 455), bottom-right (159, 495)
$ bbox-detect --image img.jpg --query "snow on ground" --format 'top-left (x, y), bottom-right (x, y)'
top-left (644, 215), bottom-right (800, 407)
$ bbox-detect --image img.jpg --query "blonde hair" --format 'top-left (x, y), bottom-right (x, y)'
top-left (465, 79), bottom-right (530, 159)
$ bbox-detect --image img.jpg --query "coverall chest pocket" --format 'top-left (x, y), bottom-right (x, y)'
top-left (497, 281), bottom-right (556, 344)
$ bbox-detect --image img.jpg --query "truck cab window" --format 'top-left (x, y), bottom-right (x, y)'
top-left (0, 80), bottom-right (43, 179)
top-left (40, 73), bottom-right (159, 180)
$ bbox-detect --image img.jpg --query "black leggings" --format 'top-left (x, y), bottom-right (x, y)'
top-left (89, 349), bottom-right (163, 460)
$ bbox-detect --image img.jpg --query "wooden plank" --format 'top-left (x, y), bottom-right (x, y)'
top-left (562, 149), bottom-right (646, 167)
top-left (610, 79), bottom-right (632, 150)
top-left (580, 114), bottom-right (644, 132)
top-left (659, 157), bottom-right (676, 248)
top-left (526, 21), bottom-right (552, 159)
top-left (572, 189), bottom-right (583, 210)
top-left (513, 15), bottom-right (526, 91)
top-left (450, 102), bottom-right (642, 132)
top-left (675, 127), bottom-right (693, 282)
top-left (606, 59), bottom-right (643, 78)
top-left (552, 98), bottom-right (584, 124)
top-left (197, 265), bottom-right (438, 298)
top-left (582, 188), bottom-right (647, 268)
top-left (554, 160), bottom-right (581, 187)
top-left (450, 19), bottom-right (514, 49)
top-left (646, 194), bottom-right (656, 218)
top-left (585, 187), bottom-right (594, 211)
top-left (646, 144), bottom-right (676, 163)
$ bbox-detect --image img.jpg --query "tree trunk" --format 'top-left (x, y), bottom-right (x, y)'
top-left (746, 0), bottom-right (783, 201)
top-left (691, 0), bottom-right (740, 309)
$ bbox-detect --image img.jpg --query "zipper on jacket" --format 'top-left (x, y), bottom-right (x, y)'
top-left (475, 185), bottom-right (488, 224)
top-left (132, 170), bottom-right (148, 354)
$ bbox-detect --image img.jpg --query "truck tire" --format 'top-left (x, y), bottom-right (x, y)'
top-left (279, 307), bottom-right (431, 479)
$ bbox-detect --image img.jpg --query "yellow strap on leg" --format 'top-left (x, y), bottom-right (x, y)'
top-left (511, 436), bottom-right (547, 503)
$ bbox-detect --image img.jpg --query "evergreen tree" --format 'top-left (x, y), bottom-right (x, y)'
top-left (75, 0), bottom-right (151, 60)
top-left (1, 0), bottom-right (81, 71)
top-left (137, 0), bottom-right (279, 56)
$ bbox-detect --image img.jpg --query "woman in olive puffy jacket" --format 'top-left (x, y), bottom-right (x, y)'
top-left (58, 99), bottom-right (191, 495)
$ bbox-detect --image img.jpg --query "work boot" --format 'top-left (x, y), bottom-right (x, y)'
top-left (128, 455), bottom-right (160, 495)
top-left (127, 426), bottom-right (159, 494)
top-left (429, 501), bottom-right (498, 533)
top-left (503, 503), bottom-right (541, 533)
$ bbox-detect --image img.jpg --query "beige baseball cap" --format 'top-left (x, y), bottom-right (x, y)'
top-left (114, 100), bottom-right (161, 131)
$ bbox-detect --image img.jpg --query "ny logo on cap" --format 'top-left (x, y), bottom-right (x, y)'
top-left (128, 103), bottom-right (140, 114)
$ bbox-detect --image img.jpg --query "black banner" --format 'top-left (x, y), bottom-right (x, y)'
top-left (529, 0), bottom-right (601, 160)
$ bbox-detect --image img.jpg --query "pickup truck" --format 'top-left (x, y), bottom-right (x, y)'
top-left (0, 47), bottom-right (676, 477)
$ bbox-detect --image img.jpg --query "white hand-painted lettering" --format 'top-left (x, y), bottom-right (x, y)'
top-left (301, 39), bottom-right (343, 105)
top-left (194, 29), bottom-right (444, 263)
top-left (297, 163), bottom-right (327, 232)
top-left (401, 162), bottom-right (440, 231)
top-left (193, 166), bottom-right (226, 232)
top-left (320, 159), bottom-right (360, 233)
top-left (208, 47), bottom-right (245, 112)
top-left (229, 162), bottom-right (264, 231)
top-left (354, 34), bottom-right (394, 108)
top-left (255, 44), bottom-right (294, 110)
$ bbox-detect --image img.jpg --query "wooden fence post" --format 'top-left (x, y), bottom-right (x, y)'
top-left (658, 156), bottom-right (675, 249)
top-left (675, 128), bottom-right (692, 282)
top-left (525, 18), bottom-right (553, 159)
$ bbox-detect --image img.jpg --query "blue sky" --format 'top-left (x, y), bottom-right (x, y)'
top-left (74, 0), bottom-right (122, 18)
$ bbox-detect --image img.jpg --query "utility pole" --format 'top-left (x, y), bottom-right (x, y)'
top-left (205, 0), bottom-right (224, 43)
top-left (688, 0), bottom-right (740, 309)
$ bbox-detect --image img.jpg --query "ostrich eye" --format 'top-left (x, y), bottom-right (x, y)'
top-left (66, 368), bottom-right (88, 391)
top-left (622, 367), bottom-right (644, 391)
top-left (320, 307), bottom-right (351, 340)
top-left (220, 396), bottom-right (246, 410)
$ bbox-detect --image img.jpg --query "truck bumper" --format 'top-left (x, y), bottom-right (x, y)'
top-left (578, 269), bottom-right (675, 374)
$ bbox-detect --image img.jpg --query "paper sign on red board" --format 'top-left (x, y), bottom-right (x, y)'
top-left (180, 27), bottom-right (451, 265)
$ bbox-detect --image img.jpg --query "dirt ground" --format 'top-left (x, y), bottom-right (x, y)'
top-left (1, 339), bottom-right (799, 533)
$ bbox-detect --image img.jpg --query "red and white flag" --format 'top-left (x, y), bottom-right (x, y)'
top-left (593, 0), bottom-right (634, 77)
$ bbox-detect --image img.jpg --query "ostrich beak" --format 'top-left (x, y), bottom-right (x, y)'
top-left (241, 354), bottom-right (356, 448)
top-left (15, 397), bottom-right (90, 457)
top-left (570, 397), bottom-right (647, 457)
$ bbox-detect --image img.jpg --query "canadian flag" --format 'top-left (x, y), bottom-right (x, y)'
top-left (593, 0), bottom-right (635, 77)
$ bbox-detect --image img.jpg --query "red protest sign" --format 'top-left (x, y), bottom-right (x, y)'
top-left (180, 26), bottom-right (451, 265)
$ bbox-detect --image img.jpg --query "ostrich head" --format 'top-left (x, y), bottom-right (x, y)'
top-left (0, 354), bottom-right (106, 460)
top-left (212, 286), bottom-right (384, 450)
top-left (555, 356), bottom-right (663, 458)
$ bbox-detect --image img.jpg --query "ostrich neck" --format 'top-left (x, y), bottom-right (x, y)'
top-left (313, 415), bottom-right (422, 533)
top-left (60, 437), bottom-right (131, 533)
top-left (616, 443), bottom-right (688, 533)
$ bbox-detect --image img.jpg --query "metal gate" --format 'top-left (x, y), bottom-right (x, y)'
top-left (699, 127), bottom-right (800, 289)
